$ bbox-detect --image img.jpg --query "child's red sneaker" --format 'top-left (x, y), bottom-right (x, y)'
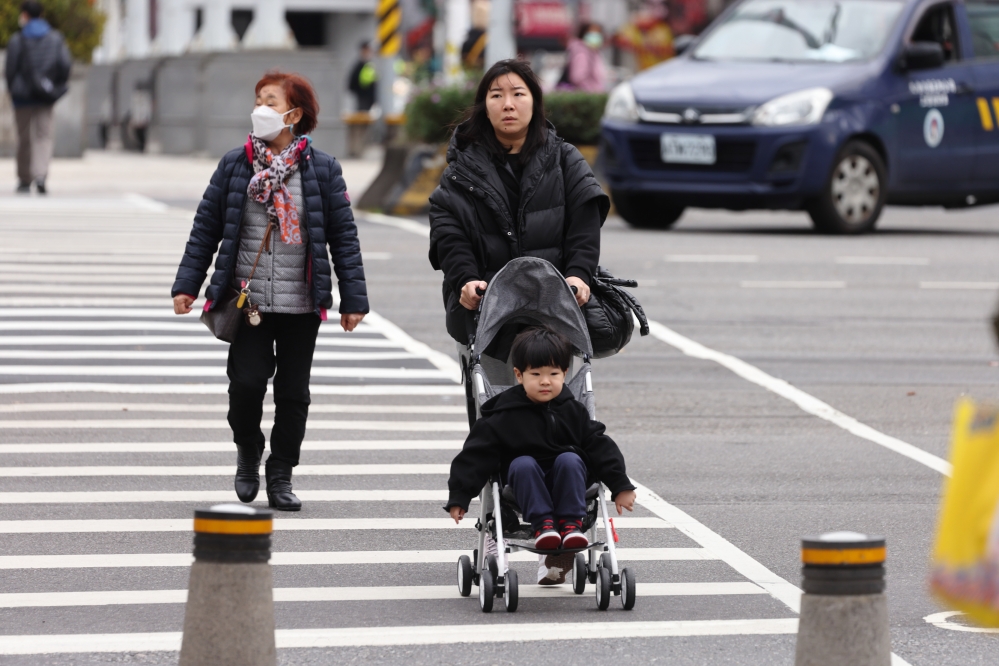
top-left (559, 519), bottom-right (589, 549)
top-left (533, 518), bottom-right (561, 550)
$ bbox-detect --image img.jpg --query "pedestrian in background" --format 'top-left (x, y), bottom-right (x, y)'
top-left (561, 22), bottom-right (608, 92)
top-left (429, 59), bottom-right (609, 345)
top-left (172, 71), bottom-right (369, 511)
top-left (348, 41), bottom-right (377, 112)
top-left (4, 0), bottom-right (71, 194)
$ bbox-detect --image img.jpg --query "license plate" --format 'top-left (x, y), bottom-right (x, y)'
top-left (660, 133), bottom-right (716, 165)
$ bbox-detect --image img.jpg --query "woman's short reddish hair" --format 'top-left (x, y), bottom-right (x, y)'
top-left (255, 70), bottom-right (320, 136)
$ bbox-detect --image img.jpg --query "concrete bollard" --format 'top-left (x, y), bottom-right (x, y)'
top-left (179, 504), bottom-right (276, 666)
top-left (794, 531), bottom-right (891, 666)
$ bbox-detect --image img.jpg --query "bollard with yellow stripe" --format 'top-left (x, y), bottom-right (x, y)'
top-left (377, 0), bottom-right (401, 57)
top-left (794, 531), bottom-right (891, 666)
top-left (180, 505), bottom-right (276, 666)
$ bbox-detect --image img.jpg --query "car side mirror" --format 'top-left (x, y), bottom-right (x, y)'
top-left (673, 34), bottom-right (696, 56)
top-left (898, 41), bottom-right (945, 70)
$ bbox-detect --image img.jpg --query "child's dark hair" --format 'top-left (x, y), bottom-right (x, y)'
top-left (511, 327), bottom-right (573, 372)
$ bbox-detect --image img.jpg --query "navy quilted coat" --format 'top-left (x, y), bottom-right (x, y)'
top-left (171, 140), bottom-right (369, 316)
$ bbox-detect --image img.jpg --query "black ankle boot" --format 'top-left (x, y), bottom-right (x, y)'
top-left (234, 445), bottom-right (262, 503)
top-left (265, 459), bottom-right (301, 511)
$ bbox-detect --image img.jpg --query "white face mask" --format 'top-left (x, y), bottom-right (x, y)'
top-left (251, 106), bottom-right (298, 142)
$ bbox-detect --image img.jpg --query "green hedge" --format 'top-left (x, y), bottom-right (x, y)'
top-left (0, 0), bottom-right (106, 64)
top-left (405, 86), bottom-right (608, 147)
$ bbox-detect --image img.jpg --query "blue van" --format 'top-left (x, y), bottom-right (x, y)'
top-left (600, 0), bottom-right (999, 232)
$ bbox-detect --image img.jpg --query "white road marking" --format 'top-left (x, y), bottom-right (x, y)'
top-left (363, 311), bottom-right (463, 383)
top-left (0, 619), bottom-right (801, 654)
top-left (0, 463), bottom-right (454, 477)
top-left (0, 284), bottom-right (172, 296)
top-left (0, 440), bottom-right (464, 454)
top-left (647, 321), bottom-right (951, 476)
top-left (835, 256), bottom-right (930, 265)
top-left (0, 335), bottom-right (400, 348)
top-left (924, 611), bottom-right (999, 634)
top-left (0, 403), bottom-right (466, 415)
top-left (0, 383), bottom-right (466, 395)
top-left (0, 489), bottom-right (453, 503)
top-left (122, 193), bottom-right (170, 212)
top-left (666, 255), bottom-right (759, 263)
top-left (0, 297), bottom-right (195, 307)
top-left (919, 281), bottom-right (999, 290)
top-left (0, 548), bottom-right (715, 570)
top-left (0, 419), bottom-right (467, 431)
top-left (0, 367), bottom-right (452, 380)
top-left (0, 582), bottom-right (766, 609)
top-left (741, 281), bottom-right (846, 289)
top-left (361, 212), bottom-right (431, 237)
top-left (0, 516), bottom-right (670, 534)
top-left (0, 350), bottom-right (420, 361)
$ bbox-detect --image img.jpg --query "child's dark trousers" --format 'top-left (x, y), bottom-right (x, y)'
top-left (507, 452), bottom-right (587, 530)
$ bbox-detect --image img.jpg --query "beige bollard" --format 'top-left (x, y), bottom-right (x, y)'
top-left (179, 504), bottom-right (276, 666)
top-left (794, 531), bottom-right (891, 666)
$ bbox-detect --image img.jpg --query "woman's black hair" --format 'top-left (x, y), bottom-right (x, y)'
top-left (577, 21), bottom-right (601, 39)
top-left (511, 327), bottom-right (573, 372)
top-left (454, 59), bottom-right (548, 165)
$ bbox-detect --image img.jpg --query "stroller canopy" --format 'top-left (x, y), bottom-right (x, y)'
top-left (476, 257), bottom-right (593, 358)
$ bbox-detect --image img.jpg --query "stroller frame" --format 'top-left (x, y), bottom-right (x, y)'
top-left (453, 257), bottom-right (637, 613)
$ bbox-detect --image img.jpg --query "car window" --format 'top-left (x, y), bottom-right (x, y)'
top-left (692, 0), bottom-right (905, 63)
top-left (910, 3), bottom-right (959, 61)
top-left (967, 2), bottom-right (999, 58)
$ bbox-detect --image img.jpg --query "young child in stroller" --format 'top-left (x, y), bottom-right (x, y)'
top-left (445, 327), bottom-right (637, 555)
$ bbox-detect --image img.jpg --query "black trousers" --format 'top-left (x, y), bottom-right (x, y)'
top-left (226, 313), bottom-right (321, 467)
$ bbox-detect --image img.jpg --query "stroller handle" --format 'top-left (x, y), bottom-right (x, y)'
top-left (570, 285), bottom-right (578, 295)
top-left (475, 287), bottom-right (486, 296)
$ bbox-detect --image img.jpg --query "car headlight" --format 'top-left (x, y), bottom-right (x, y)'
top-left (605, 82), bottom-right (639, 122)
top-left (752, 88), bottom-right (833, 127)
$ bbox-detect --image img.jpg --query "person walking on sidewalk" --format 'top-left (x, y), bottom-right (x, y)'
top-left (4, 1), bottom-right (72, 194)
top-left (347, 41), bottom-right (377, 112)
top-left (171, 70), bottom-right (369, 511)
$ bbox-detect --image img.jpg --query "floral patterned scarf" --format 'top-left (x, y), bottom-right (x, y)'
top-left (247, 134), bottom-right (305, 245)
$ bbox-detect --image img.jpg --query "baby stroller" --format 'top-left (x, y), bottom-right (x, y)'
top-left (455, 256), bottom-right (637, 613)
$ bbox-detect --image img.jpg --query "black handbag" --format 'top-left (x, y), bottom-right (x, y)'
top-left (200, 287), bottom-right (243, 343)
top-left (582, 267), bottom-right (650, 359)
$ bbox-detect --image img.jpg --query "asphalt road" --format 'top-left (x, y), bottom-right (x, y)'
top-left (1, 186), bottom-right (997, 665)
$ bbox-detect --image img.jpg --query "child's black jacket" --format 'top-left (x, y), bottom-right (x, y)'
top-left (445, 385), bottom-right (635, 512)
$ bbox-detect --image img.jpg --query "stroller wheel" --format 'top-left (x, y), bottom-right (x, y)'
top-left (572, 553), bottom-right (587, 594)
top-left (620, 567), bottom-right (636, 610)
top-left (479, 569), bottom-right (495, 613)
top-left (595, 567), bottom-right (611, 611)
top-left (457, 555), bottom-right (473, 597)
top-left (504, 569), bottom-right (519, 612)
top-left (485, 553), bottom-right (499, 578)
top-left (599, 552), bottom-right (612, 571)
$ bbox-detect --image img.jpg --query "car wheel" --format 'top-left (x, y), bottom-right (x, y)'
top-left (612, 190), bottom-right (684, 229)
top-left (808, 141), bottom-right (886, 234)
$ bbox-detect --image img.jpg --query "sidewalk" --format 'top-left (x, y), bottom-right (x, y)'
top-left (0, 149), bottom-right (383, 209)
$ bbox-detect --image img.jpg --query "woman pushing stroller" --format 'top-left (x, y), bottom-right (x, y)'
top-left (445, 327), bottom-right (636, 549)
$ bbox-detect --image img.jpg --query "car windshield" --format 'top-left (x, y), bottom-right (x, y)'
top-left (693, 0), bottom-right (904, 63)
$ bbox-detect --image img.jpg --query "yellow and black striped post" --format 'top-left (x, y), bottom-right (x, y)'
top-left (376, 0), bottom-right (402, 57)
top-left (795, 532), bottom-right (891, 666)
top-left (180, 505), bottom-right (276, 666)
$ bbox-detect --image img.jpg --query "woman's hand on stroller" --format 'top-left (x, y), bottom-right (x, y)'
top-left (449, 506), bottom-right (466, 524)
top-left (566, 277), bottom-right (590, 306)
top-left (614, 489), bottom-right (636, 515)
top-left (460, 281), bottom-right (488, 310)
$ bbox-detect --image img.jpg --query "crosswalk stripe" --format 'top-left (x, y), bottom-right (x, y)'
top-left (0, 517), bottom-right (671, 534)
top-left (0, 285), bottom-right (174, 296)
top-left (0, 335), bottom-right (401, 347)
top-left (0, 440), bottom-right (464, 454)
top-left (0, 367), bottom-right (452, 380)
top-left (0, 383), bottom-right (466, 395)
top-left (0, 548), bottom-right (714, 569)
top-left (0, 582), bottom-right (767, 609)
top-left (0, 619), bottom-right (800, 654)
top-left (0, 350), bottom-right (421, 361)
top-left (0, 489), bottom-right (453, 503)
top-left (0, 420), bottom-right (467, 431)
top-left (0, 308), bottom-right (379, 321)
top-left (0, 403), bottom-right (467, 415)
top-left (0, 464), bottom-right (453, 477)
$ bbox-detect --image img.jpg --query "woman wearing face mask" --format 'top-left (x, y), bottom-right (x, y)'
top-left (171, 71), bottom-right (368, 511)
top-left (429, 58), bottom-right (608, 348)
top-left (562, 22), bottom-right (609, 92)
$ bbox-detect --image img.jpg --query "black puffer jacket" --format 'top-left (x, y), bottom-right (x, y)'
top-left (445, 385), bottom-right (635, 512)
top-left (429, 125), bottom-right (609, 342)
top-left (4, 21), bottom-right (71, 106)
top-left (171, 140), bottom-right (368, 315)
